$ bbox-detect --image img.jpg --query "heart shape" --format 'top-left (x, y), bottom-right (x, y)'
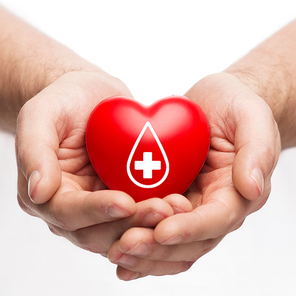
top-left (86, 96), bottom-right (210, 202)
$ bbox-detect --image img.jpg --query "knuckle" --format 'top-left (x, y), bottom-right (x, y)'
top-left (226, 210), bottom-right (238, 230)
top-left (162, 261), bottom-right (194, 276)
top-left (159, 247), bottom-right (175, 261)
top-left (218, 199), bottom-right (243, 234)
top-left (16, 148), bottom-right (31, 177)
top-left (224, 209), bottom-right (242, 234)
top-left (188, 239), bottom-right (220, 263)
top-left (200, 239), bottom-right (219, 258)
top-left (54, 218), bottom-right (74, 232)
top-left (71, 230), bottom-right (103, 254)
top-left (232, 220), bottom-right (245, 232)
top-left (17, 194), bottom-right (28, 211)
top-left (47, 208), bottom-right (74, 231)
top-left (180, 261), bottom-right (194, 273)
top-left (48, 225), bottom-right (61, 236)
top-left (85, 205), bottom-right (105, 225)
top-left (17, 194), bottom-right (35, 216)
top-left (263, 144), bottom-right (276, 167)
top-left (46, 201), bottom-right (77, 231)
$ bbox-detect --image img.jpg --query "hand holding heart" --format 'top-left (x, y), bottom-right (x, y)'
top-left (15, 71), bottom-right (280, 280)
top-left (16, 70), bottom-right (191, 256)
top-left (107, 73), bottom-right (281, 280)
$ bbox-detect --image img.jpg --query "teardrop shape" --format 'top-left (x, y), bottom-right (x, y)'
top-left (127, 121), bottom-right (169, 188)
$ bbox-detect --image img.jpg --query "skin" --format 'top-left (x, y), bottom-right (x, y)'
top-left (108, 73), bottom-right (280, 280)
top-left (1, 6), bottom-right (191, 261)
top-left (108, 20), bottom-right (296, 280)
top-left (16, 71), bottom-right (192, 256)
top-left (1, 5), bottom-right (296, 281)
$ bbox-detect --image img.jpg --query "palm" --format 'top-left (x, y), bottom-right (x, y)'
top-left (184, 131), bottom-right (253, 234)
top-left (16, 70), bottom-right (136, 230)
top-left (46, 71), bottom-right (132, 195)
top-left (57, 125), bottom-right (106, 194)
top-left (179, 72), bottom-right (280, 237)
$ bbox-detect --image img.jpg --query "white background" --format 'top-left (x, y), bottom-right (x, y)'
top-left (1, 0), bottom-right (296, 295)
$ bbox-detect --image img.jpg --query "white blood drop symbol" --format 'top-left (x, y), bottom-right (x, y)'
top-left (126, 121), bottom-right (169, 188)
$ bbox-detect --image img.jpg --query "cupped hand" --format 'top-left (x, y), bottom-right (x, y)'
top-left (16, 70), bottom-right (192, 255)
top-left (107, 73), bottom-right (281, 280)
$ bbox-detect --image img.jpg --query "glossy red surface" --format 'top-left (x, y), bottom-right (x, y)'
top-left (86, 96), bottom-right (210, 202)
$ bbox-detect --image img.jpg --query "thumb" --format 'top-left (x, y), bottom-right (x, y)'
top-left (16, 102), bottom-right (61, 204)
top-left (232, 96), bottom-right (281, 201)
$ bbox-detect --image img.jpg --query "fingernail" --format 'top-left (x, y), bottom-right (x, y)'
top-left (143, 210), bottom-right (166, 227)
top-left (28, 170), bottom-right (41, 203)
top-left (172, 206), bottom-right (186, 214)
top-left (127, 242), bottom-right (150, 256)
top-left (106, 205), bottom-right (130, 218)
top-left (116, 254), bottom-right (138, 266)
top-left (127, 272), bottom-right (140, 281)
top-left (250, 167), bottom-right (264, 197)
top-left (161, 235), bottom-right (183, 245)
top-left (119, 271), bottom-right (140, 281)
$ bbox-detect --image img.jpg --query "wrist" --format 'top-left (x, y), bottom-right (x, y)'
top-left (224, 20), bottom-right (296, 149)
top-left (0, 51), bottom-right (99, 133)
top-left (224, 52), bottom-right (295, 149)
top-left (16, 45), bottom-right (101, 105)
top-left (0, 7), bottom-right (100, 132)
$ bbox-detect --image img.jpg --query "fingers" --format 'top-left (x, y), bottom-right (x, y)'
top-left (46, 194), bottom-right (191, 254)
top-left (232, 91), bottom-right (281, 201)
top-left (108, 227), bottom-right (222, 280)
top-left (155, 186), bottom-right (249, 245)
top-left (162, 194), bottom-right (193, 214)
top-left (48, 197), bottom-right (174, 254)
top-left (186, 73), bottom-right (281, 202)
top-left (109, 227), bottom-right (222, 262)
top-left (116, 260), bottom-right (193, 281)
top-left (16, 98), bottom-right (61, 204)
top-left (107, 188), bottom-right (234, 280)
top-left (110, 241), bottom-right (194, 280)
top-left (106, 185), bottom-right (249, 280)
top-left (39, 189), bottom-right (137, 231)
top-left (106, 182), bottom-right (249, 280)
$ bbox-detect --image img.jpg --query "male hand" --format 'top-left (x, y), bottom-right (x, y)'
top-left (107, 73), bottom-right (281, 280)
top-left (16, 70), bottom-right (192, 255)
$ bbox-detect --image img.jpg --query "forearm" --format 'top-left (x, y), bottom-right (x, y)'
top-left (0, 6), bottom-right (99, 132)
top-left (225, 19), bottom-right (296, 149)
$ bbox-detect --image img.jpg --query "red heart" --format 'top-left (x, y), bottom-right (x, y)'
top-left (86, 96), bottom-right (210, 202)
